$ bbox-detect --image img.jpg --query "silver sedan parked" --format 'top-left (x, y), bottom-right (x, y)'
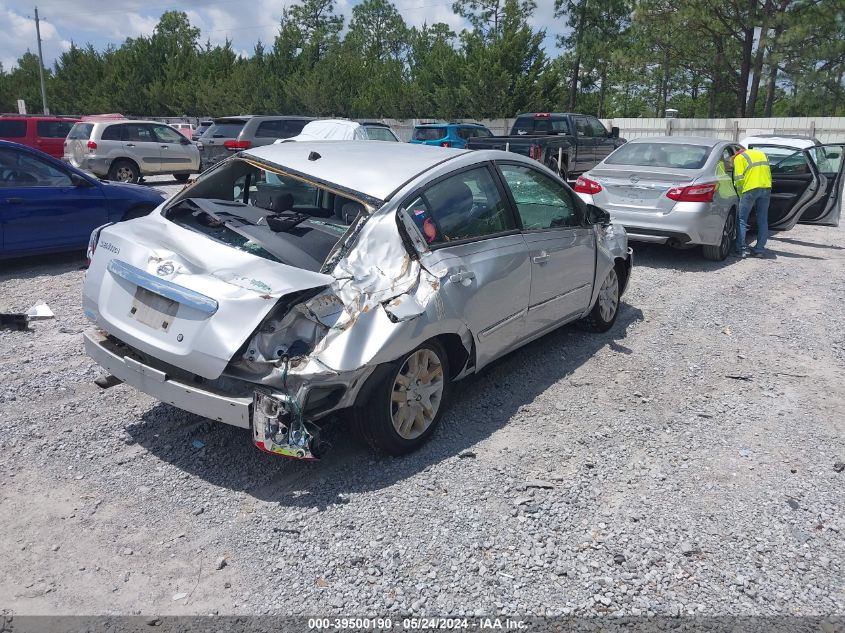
top-left (574, 136), bottom-right (741, 260)
top-left (82, 142), bottom-right (632, 459)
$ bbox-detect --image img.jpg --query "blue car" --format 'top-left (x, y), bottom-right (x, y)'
top-left (0, 140), bottom-right (165, 259)
top-left (409, 122), bottom-right (493, 149)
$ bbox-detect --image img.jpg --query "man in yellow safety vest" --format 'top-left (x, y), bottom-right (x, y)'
top-left (732, 147), bottom-right (773, 258)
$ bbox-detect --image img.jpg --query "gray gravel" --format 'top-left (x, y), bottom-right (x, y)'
top-left (0, 180), bottom-right (843, 616)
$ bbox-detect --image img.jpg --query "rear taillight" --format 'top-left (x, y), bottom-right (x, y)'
top-left (574, 176), bottom-right (602, 195)
top-left (86, 223), bottom-right (112, 266)
top-left (440, 141), bottom-right (452, 148)
top-left (529, 144), bottom-right (542, 161)
top-left (224, 140), bottom-right (251, 150)
top-left (666, 182), bottom-right (718, 203)
top-left (87, 140), bottom-right (97, 151)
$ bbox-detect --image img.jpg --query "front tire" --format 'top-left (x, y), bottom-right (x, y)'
top-left (108, 159), bottom-right (139, 184)
top-left (353, 341), bottom-right (450, 456)
top-left (702, 209), bottom-right (737, 261)
top-left (580, 267), bottom-right (620, 332)
top-left (173, 174), bottom-right (190, 183)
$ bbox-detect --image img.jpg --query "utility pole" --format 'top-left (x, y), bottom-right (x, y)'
top-left (34, 7), bottom-right (49, 115)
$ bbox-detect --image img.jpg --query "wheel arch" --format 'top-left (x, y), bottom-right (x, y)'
top-left (110, 156), bottom-right (140, 175)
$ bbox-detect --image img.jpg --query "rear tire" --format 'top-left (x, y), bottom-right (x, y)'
top-left (580, 267), bottom-right (620, 332)
top-left (702, 209), bottom-right (736, 261)
top-left (173, 174), bottom-right (190, 183)
top-left (352, 340), bottom-right (450, 456)
top-left (108, 160), bottom-right (139, 184)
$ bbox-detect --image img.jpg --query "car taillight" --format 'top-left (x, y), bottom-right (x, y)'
top-left (223, 140), bottom-right (251, 150)
top-left (87, 141), bottom-right (97, 151)
top-left (666, 182), bottom-right (718, 202)
top-left (533, 113), bottom-right (551, 118)
top-left (440, 141), bottom-right (452, 148)
top-left (574, 176), bottom-right (602, 195)
top-left (86, 222), bottom-right (113, 266)
top-left (528, 144), bottom-right (542, 161)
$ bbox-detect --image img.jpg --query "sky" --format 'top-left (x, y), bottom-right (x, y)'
top-left (0, 0), bottom-right (562, 71)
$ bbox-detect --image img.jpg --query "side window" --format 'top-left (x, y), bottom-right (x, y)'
top-left (809, 145), bottom-right (843, 176)
top-left (366, 127), bottom-right (396, 142)
top-left (456, 127), bottom-right (473, 140)
top-left (153, 125), bottom-right (184, 144)
top-left (404, 166), bottom-right (515, 245)
top-left (476, 127), bottom-right (493, 138)
top-left (0, 148), bottom-right (72, 188)
top-left (499, 164), bottom-right (579, 230)
top-left (587, 116), bottom-right (607, 137)
top-left (100, 125), bottom-right (123, 141)
top-left (0, 120), bottom-right (26, 137)
top-left (123, 124), bottom-right (156, 143)
top-left (255, 120), bottom-right (283, 138)
top-left (281, 119), bottom-right (308, 137)
top-left (719, 146), bottom-right (736, 174)
top-left (36, 121), bottom-right (75, 138)
top-left (574, 117), bottom-right (591, 138)
top-left (770, 151), bottom-right (811, 175)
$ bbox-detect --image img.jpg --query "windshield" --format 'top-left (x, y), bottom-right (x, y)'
top-left (204, 120), bottom-right (247, 139)
top-left (164, 158), bottom-right (358, 271)
top-left (413, 127), bottom-right (446, 141)
top-left (605, 143), bottom-right (712, 169)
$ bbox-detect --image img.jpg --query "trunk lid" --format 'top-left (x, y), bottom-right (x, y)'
top-left (83, 213), bottom-right (334, 379)
top-left (589, 167), bottom-right (699, 213)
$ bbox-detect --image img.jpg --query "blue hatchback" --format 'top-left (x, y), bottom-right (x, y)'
top-left (409, 123), bottom-right (494, 149)
top-left (0, 140), bottom-right (165, 259)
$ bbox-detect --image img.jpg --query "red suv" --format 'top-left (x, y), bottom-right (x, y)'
top-left (0, 115), bottom-right (81, 159)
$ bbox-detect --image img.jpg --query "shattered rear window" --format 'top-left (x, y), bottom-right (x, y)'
top-left (163, 158), bottom-right (355, 272)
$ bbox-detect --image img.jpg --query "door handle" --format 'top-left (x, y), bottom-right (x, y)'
top-left (6, 198), bottom-right (24, 204)
top-left (125, 143), bottom-right (136, 147)
top-left (532, 251), bottom-right (551, 264)
top-left (449, 270), bottom-right (476, 284)
top-left (161, 145), bottom-right (169, 149)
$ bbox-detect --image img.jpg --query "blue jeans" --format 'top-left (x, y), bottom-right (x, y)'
top-left (736, 188), bottom-right (771, 253)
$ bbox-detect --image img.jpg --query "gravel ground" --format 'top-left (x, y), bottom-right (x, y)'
top-left (0, 179), bottom-right (843, 617)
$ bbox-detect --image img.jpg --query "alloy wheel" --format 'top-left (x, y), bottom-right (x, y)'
top-left (390, 349), bottom-right (445, 440)
top-left (597, 268), bottom-right (619, 322)
top-left (115, 166), bottom-right (134, 182)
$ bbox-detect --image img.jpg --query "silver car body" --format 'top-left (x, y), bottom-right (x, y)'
top-left (83, 142), bottom-right (631, 458)
top-left (577, 136), bottom-right (740, 247)
top-left (64, 119), bottom-right (201, 179)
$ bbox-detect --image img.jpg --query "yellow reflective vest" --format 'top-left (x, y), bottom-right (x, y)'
top-left (733, 148), bottom-right (772, 194)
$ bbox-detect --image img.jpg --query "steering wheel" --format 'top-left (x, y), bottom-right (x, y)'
top-left (1, 169), bottom-right (19, 183)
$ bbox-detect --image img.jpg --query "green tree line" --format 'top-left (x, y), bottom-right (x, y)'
top-left (1, 0), bottom-right (843, 119)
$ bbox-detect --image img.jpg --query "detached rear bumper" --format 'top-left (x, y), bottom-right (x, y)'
top-left (83, 329), bottom-right (251, 428)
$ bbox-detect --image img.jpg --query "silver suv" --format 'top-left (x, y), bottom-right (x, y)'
top-left (64, 120), bottom-right (201, 184)
top-left (199, 115), bottom-right (313, 169)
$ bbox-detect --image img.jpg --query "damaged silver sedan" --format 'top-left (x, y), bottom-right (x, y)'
top-left (82, 142), bottom-right (633, 458)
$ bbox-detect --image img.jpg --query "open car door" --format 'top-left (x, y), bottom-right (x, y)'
top-left (798, 144), bottom-right (843, 226)
top-left (753, 144), bottom-right (844, 231)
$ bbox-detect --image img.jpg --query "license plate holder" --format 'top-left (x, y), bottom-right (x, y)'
top-left (129, 287), bottom-right (179, 332)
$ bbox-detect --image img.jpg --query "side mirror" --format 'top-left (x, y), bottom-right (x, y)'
top-left (70, 172), bottom-right (92, 188)
top-left (610, 126), bottom-right (620, 139)
top-left (180, 137), bottom-right (191, 145)
top-left (586, 203), bottom-right (611, 226)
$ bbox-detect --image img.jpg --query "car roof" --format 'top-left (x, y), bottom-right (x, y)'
top-left (414, 122), bottom-right (486, 128)
top-left (627, 135), bottom-right (724, 147)
top-left (741, 135), bottom-right (820, 149)
top-left (245, 141), bottom-right (471, 202)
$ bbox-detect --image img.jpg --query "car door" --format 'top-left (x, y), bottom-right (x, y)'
top-left (398, 164), bottom-right (531, 369)
top-left (497, 162), bottom-right (596, 336)
top-left (120, 123), bottom-right (161, 174)
top-left (35, 120), bottom-right (76, 159)
top-left (152, 124), bottom-right (194, 173)
top-left (0, 146), bottom-right (107, 254)
top-left (572, 116), bottom-right (596, 174)
top-left (798, 144), bottom-right (844, 226)
top-left (763, 146), bottom-right (830, 231)
top-left (588, 116), bottom-right (615, 165)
